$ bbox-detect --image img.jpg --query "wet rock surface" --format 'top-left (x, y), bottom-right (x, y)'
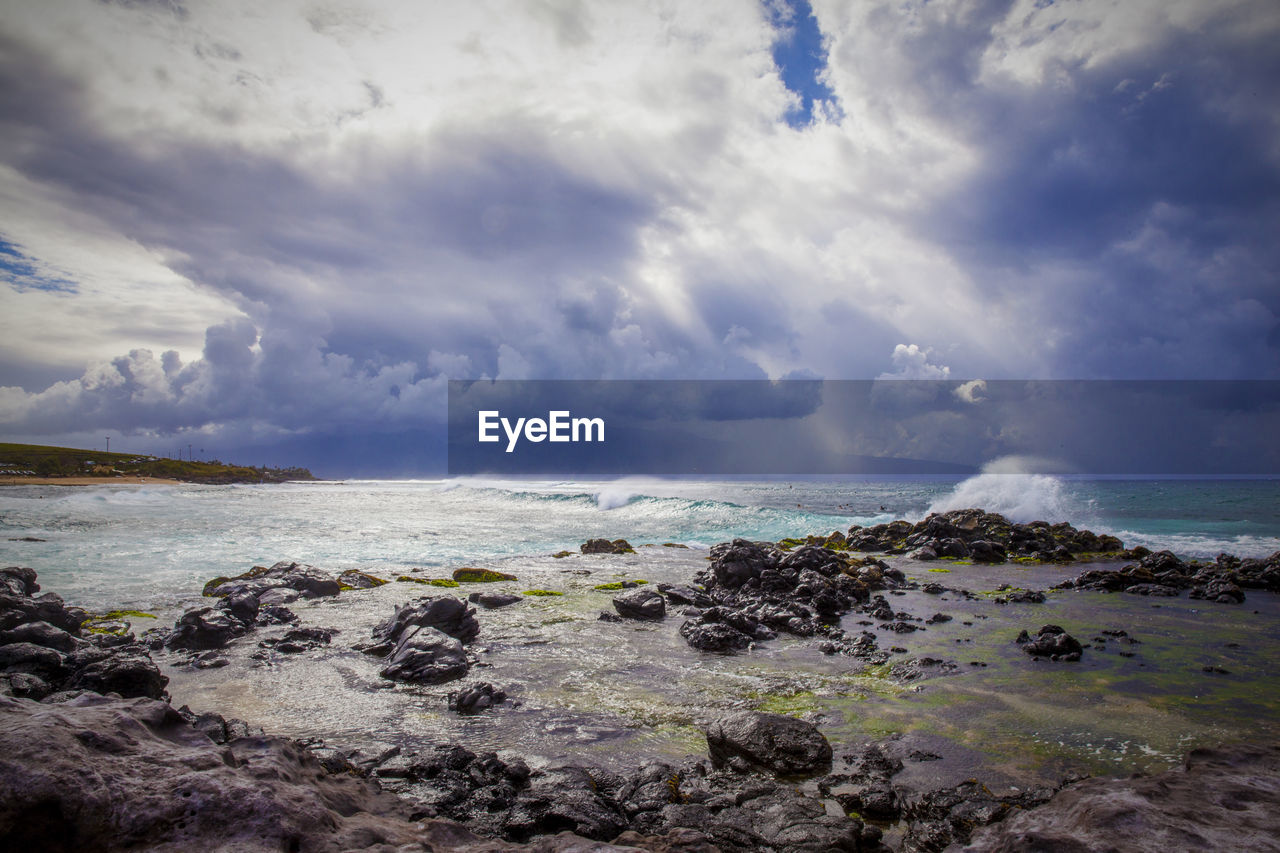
top-left (0, 692), bottom-right (684, 853)
top-left (613, 587), bottom-right (667, 621)
top-left (581, 538), bottom-right (636, 555)
top-left (1016, 625), bottom-right (1084, 661)
top-left (1056, 548), bottom-right (1280, 603)
top-left (845, 509), bottom-right (1125, 563)
top-left (0, 568), bottom-right (166, 701)
top-left (964, 745), bottom-right (1280, 853)
top-left (704, 711), bottom-right (833, 777)
top-left (6, 509), bottom-right (1280, 852)
top-left (377, 743), bottom-right (866, 852)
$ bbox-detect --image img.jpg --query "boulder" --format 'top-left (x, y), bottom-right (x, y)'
top-left (704, 711), bottom-right (832, 776)
top-left (367, 596), bottom-right (480, 655)
top-left (448, 682), bottom-right (507, 714)
top-left (679, 621), bottom-right (753, 653)
top-left (0, 620), bottom-right (81, 653)
top-left (468, 592), bottom-right (523, 609)
top-left (336, 569), bottom-right (388, 589)
top-left (1019, 625), bottom-right (1083, 661)
top-left (580, 539), bottom-right (635, 555)
top-left (204, 561), bottom-right (342, 599)
top-left (709, 539), bottom-right (777, 589)
top-left (379, 626), bottom-right (469, 684)
top-left (0, 567), bottom-right (38, 597)
top-left (452, 568), bottom-right (518, 583)
top-left (165, 607), bottom-right (247, 651)
top-left (612, 588), bottom-right (666, 621)
top-left (68, 651), bottom-right (167, 699)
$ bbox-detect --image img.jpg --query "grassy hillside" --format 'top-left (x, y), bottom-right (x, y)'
top-left (0, 442), bottom-right (316, 484)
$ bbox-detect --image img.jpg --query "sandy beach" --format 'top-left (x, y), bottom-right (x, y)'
top-left (0, 475), bottom-right (181, 486)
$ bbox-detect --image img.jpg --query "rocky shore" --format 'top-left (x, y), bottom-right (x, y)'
top-left (3, 507), bottom-right (1279, 851)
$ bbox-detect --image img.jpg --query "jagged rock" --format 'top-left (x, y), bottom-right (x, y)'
top-left (0, 693), bottom-right (634, 852)
top-left (704, 711), bottom-right (832, 777)
top-left (1019, 625), bottom-right (1083, 661)
top-left (0, 620), bottom-right (81, 653)
top-left (964, 745), bottom-right (1280, 853)
top-left (613, 587), bottom-right (666, 621)
top-left (165, 607), bottom-right (247, 651)
top-left (379, 626), bottom-right (469, 684)
top-left (580, 539), bottom-right (635, 555)
top-left (709, 539), bottom-right (778, 588)
top-left (203, 560), bottom-right (342, 599)
top-left (0, 567), bottom-right (39, 597)
top-left (67, 650), bottom-right (167, 699)
top-left (218, 589), bottom-right (259, 625)
top-left (448, 682), bottom-right (507, 714)
top-left (366, 596), bottom-right (480, 656)
top-left (679, 621), bottom-right (754, 652)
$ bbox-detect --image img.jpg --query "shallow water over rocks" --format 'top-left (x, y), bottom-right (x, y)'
top-left (159, 544), bottom-right (1280, 798)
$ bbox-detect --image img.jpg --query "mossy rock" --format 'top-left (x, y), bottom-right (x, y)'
top-left (523, 589), bottom-right (564, 597)
top-left (84, 621), bottom-right (131, 636)
top-left (594, 582), bottom-right (626, 591)
top-left (661, 542), bottom-right (690, 549)
top-left (202, 565), bottom-right (272, 597)
top-left (93, 609), bottom-right (157, 621)
top-left (552, 551), bottom-right (574, 558)
top-left (927, 568), bottom-right (952, 573)
top-left (452, 568), bottom-right (518, 583)
top-left (337, 569), bottom-right (389, 589)
top-left (397, 575), bottom-right (460, 587)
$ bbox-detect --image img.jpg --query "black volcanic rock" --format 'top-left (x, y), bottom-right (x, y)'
top-left (704, 711), bottom-right (833, 777)
top-left (612, 587), bottom-right (666, 621)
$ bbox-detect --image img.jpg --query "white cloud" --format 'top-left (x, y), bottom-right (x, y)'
top-left (877, 344), bottom-right (951, 380)
top-left (0, 0), bottom-right (1276, 451)
top-left (954, 378), bottom-right (987, 404)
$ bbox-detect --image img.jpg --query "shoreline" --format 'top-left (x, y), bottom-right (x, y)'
top-left (2, 512), bottom-right (1279, 851)
top-left (0, 475), bottom-right (183, 486)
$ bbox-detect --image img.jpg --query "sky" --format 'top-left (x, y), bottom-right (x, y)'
top-left (1, 0), bottom-right (1278, 475)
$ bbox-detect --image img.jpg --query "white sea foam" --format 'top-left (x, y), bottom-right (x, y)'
top-left (926, 456), bottom-right (1080, 523)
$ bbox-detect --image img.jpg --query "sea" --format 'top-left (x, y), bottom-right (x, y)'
top-left (1, 471), bottom-right (1277, 612)
top-left (3, 470), bottom-right (1279, 785)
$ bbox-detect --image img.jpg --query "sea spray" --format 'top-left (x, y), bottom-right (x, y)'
top-left (927, 456), bottom-right (1081, 523)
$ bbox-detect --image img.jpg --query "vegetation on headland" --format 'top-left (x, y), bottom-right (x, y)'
top-left (0, 442), bottom-right (316, 484)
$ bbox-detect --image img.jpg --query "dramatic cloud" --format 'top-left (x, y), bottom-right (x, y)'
top-left (0, 0), bottom-right (1277, 472)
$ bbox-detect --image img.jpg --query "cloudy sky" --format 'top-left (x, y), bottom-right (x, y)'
top-left (1, 0), bottom-right (1278, 474)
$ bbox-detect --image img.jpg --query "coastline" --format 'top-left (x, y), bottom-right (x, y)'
top-left (0, 475), bottom-right (182, 486)
top-left (3, 493), bottom-right (1279, 850)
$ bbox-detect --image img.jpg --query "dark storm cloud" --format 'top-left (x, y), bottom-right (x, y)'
top-left (867, 2), bottom-right (1280, 378)
top-left (4, 1), bottom-right (1280, 473)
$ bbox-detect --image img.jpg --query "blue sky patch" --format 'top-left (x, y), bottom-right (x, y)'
top-left (0, 237), bottom-right (76, 293)
top-left (767, 0), bottom-right (839, 128)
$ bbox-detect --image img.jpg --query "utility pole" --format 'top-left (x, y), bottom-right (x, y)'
top-left (188, 443), bottom-right (193, 461)
top-left (105, 436), bottom-right (109, 453)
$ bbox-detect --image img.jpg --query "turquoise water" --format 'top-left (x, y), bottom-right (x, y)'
top-left (2, 472), bottom-right (1278, 784)
top-left (0, 474), bottom-right (1277, 611)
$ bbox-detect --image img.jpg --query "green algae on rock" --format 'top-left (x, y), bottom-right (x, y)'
top-left (451, 568), bottom-right (518, 583)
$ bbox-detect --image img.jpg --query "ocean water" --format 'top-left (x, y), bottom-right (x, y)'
top-left (2, 471), bottom-right (1278, 784)
top-left (0, 473), bottom-right (1277, 611)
